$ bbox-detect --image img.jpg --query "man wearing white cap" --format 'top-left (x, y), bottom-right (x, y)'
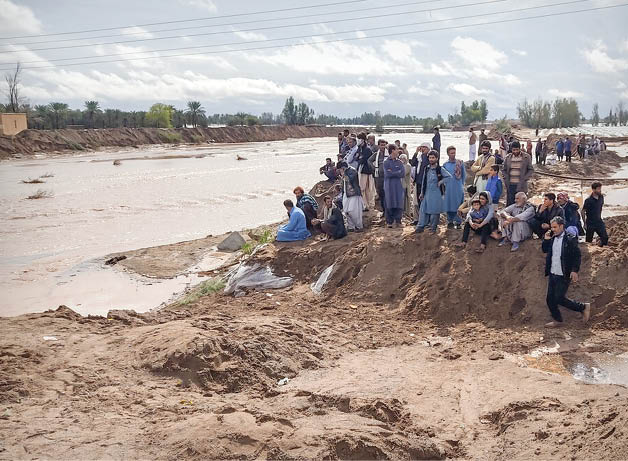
top-left (410, 142), bottom-right (432, 222)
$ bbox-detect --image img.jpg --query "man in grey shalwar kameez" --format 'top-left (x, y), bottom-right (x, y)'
top-left (498, 192), bottom-right (535, 252)
top-left (415, 150), bottom-right (451, 233)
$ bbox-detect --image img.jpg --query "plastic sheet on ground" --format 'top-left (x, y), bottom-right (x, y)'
top-left (310, 264), bottom-right (334, 295)
top-left (224, 263), bottom-right (292, 295)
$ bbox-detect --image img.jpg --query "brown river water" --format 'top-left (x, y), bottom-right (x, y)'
top-left (2, 132), bottom-right (479, 317)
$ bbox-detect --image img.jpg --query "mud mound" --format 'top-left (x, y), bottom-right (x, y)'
top-left (130, 314), bottom-right (342, 393)
top-left (0, 125), bottom-right (341, 158)
top-left (257, 224), bottom-right (628, 328)
top-left (483, 396), bottom-right (628, 459)
top-left (535, 150), bottom-right (627, 179)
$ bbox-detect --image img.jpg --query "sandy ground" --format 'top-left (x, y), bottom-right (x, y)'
top-left (2, 151), bottom-right (628, 460)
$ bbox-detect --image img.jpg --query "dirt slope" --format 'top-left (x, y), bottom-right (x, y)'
top-left (0, 125), bottom-right (341, 158)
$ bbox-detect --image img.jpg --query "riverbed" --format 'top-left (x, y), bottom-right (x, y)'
top-left (1, 132), bottom-right (477, 317)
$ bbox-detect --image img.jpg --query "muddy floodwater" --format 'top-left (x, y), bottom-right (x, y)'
top-left (1, 132), bottom-right (475, 317)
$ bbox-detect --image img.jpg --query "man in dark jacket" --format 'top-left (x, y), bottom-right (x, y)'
top-left (541, 216), bottom-right (591, 328)
top-left (368, 139), bottom-right (388, 213)
top-left (530, 192), bottom-right (565, 238)
top-left (410, 142), bottom-right (431, 222)
top-left (432, 127), bottom-right (441, 154)
top-left (557, 192), bottom-right (584, 236)
top-left (582, 181), bottom-right (608, 246)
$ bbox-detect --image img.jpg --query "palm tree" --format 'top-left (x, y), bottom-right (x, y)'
top-left (185, 101), bottom-right (205, 128)
top-left (84, 100), bottom-right (101, 128)
top-left (48, 102), bottom-right (69, 129)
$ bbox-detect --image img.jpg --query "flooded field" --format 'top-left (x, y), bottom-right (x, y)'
top-left (0, 132), bottom-right (473, 317)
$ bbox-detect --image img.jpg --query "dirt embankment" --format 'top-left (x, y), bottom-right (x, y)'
top-left (0, 125), bottom-right (342, 158)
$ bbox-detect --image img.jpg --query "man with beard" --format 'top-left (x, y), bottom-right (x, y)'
top-left (415, 150), bottom-right (451, 234)
top-left (368, 139), bottom-right (389, 214)
top-left (410, 142), bottom-right (431, 223)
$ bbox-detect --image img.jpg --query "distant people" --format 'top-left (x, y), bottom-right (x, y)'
top-left (442, 146), bottom-right (466, 229)
top-left (557, 192), bottom-right (584, 237)
top-left (498, 191), bottom-right (535, 252)
top-left (530, 192), bottom-right (565, 239)
top-left (456, 191), bottom-right (494, 253)
top-left (468, 127), bottom-right (478, 161)
top-left (312, 196), bottom-right (347, 240)
top-left (503, 141), bottom-right (535, 206)
top-left (485, 165), bottom-right (503, 210)
top-left (293, 186), bottom-right (318, 232)
top-left (319, 158), bottom-right (337, 182)
top-left (336, 161), bottom-right (364, 232)
top-left (432, 126), bottom-right (441, 154)
top-left (479, 128), bottom-right (488, 144)
top-left (499, 134), bottom-right (509, 157)
top-left (535, 138), bottom-right (544, 164)
top-left (564, 137), bottom-right (573, 163)
top-left (337, 132), bottom-right (345, 154)
top-left (471, 140), bottom-right (495, 193)
top-left (526, 139), bottom-right (533, 156)
top-left (541, 216), bottom-right (591, 328)
top-left (276, 199), bottom-right (311, 242)
top-left (582, 181), bottom-right (608, 246)
top-left (400, 153), bottom-right (413, 218)
top-left (333, 184), bottom-right (343, 210)
top-left (383, 144), bottom-right (406, 228)
top-left (556, 137), bottom-right (564, 162)
top-left (368, 138), bottom-right (389, 213)
top-left (416, 150), bottom-right (451, 234)
top-left (356, 132), bottom-right (376, 211)
top-left (507, 135), bottom-right (515, 153)
top-left (494, 148), bottom-right (503, 165)
top-left (577, 135), bottom-right (586, 160)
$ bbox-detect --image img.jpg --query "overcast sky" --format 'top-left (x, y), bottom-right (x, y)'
top-left (1, 0), bottom-right (627, 118)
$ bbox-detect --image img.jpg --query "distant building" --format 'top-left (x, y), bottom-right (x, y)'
top-left (0, 113), bottom-right (28, 136)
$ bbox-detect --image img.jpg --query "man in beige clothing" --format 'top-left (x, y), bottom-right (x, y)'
top-left (468, 127), bottom-right (478, 161)
top-left (471, 140), bottom-right (495, 193)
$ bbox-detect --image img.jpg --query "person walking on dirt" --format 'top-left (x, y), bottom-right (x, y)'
top-left (502, 141), bottom-right (534, 206)
top-left (535, 138), bottom-right (543, 164)
top-left (468, 127), bottom-right (478, 161)
top-left (556, 138), bottom-right (565, 162)
top-left (582, 182), bottom-right (609, 246)
top-left (530, 193), bottom-right (565, 239)
top-left (542, 216), bottom-right (591, 328)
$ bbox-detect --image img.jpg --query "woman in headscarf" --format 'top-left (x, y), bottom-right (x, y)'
top-left (399, 153), bottom-right (413, 218)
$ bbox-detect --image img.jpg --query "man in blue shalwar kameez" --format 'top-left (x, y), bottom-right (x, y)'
top-left (276, 199), bottom-right (311, 242)
top-left (442, 146), bottom-right (466, 229)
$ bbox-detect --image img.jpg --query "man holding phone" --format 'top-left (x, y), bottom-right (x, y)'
top-left (541, 216), bottom-right (591, 328)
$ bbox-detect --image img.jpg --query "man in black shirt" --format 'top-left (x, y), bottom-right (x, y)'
top-left (582, 181), bottom-right (608, 246)
top-left (530, 192), bottom-right (565, 239)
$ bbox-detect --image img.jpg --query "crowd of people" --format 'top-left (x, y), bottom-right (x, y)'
top-left (275, 128), bottom-right (611, 327)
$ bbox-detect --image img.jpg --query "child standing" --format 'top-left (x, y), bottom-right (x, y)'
top-left (485, 165), bottom-right (503, 211)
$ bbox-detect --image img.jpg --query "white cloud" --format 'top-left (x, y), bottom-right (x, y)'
top-left (451, 36), bottom-right (507, 71)
top-left (502, 74), bottom-right (522, 86)
top-left (447, 83), bottom-right (491, 96)
top-left (512, 49), bottom-right (527, 56)
top-left (20, 68), bottom-right (384, 104)
top-left (233, 30), bottom-right (267, 41)
top-left (180, 0), bottom-right (217, 12)
top-left (407, 85), bottom-right (432, 96)
top-left (621, 39), bottom-right (628, 53)
top-left (0, 45), bottom-right (51, 66)
top-left (0, 0), bottom-right (42, 36)
top-left (120, 27), bottom-right (154, 39)
top-left (582, 40), bottom-right (628, 73)
top-left (355, 31), bottom-right (367, 39)
top-left (380, 40), bottom-right (423, 73)
top-left (617, 81), bottom-right (626, 89)
top-left (548, 88), bottom-right (584, 98)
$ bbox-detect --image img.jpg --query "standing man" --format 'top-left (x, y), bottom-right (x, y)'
top-left (356, 132), bottom-right (376, 211)
top-left (368, 139), bottom-right (389, 214)
top-left (471, 140), bottom-right (495, 194)
top-left (542, 216), bottom-right (591, 328)
top-left (442, 146), bottom-right (466, 229)
top-left (564, 137), bottom-right (573, 163)
top-left (366, 134), bottom-right (377, 154)
top-left (556, 137), bottom-right (564, 162)
top-left (336, 162), bottom-right (364, 232)
top-left (416, 150), bottom-right (451, 234)
top-left (432, 126), bottom-right (441, 155)
top-left (479, 128), bottom-right (488, 145)
top-left (345, 136), bottom-right (359, 169)
top-left (383, 144), bottom-right (406, 228)
top-left (535, 138), bottom-right (543, 164)
top-left (582, 181), bottom-right (608, 246)
top-left (468, 127), bottom-right (478, 161)
top-left (502, 141), bottom-right (535, 206)
top-left (410, 142), bottom-right (431, 220)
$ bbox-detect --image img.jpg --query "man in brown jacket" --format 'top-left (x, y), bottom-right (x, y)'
top-left (503, 141), bottom-right (534, 206)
